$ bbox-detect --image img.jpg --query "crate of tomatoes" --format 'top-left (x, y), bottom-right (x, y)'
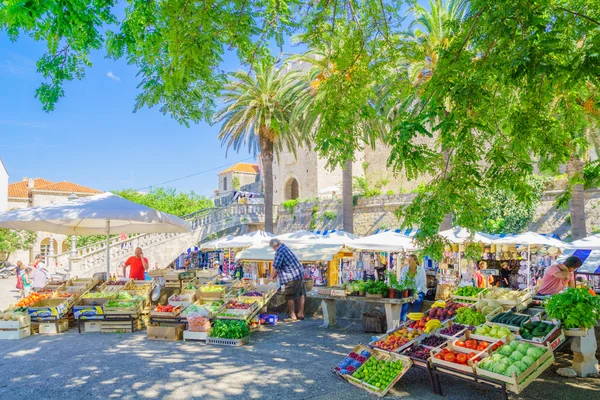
top-left (431, 341), bottom-right (488, 373)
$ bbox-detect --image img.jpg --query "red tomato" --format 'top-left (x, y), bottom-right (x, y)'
top-left (477, 344), bottom-right (488, 352)
top-left (441, 348), bottom-right (449, 354)
top-left (434, 354), bottom-right (444, 360)
top-left (467, 352), bottom-right (477, 360)
top-left (456, 353), bottom-right (468, 364)
top-left (444, 353), bottom-right (456, 362)
top-left (455, 340), bottom-right (466, 347)
top-left (465, 340), bottom-right (477, 349)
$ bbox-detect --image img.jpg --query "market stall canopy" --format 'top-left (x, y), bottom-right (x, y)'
top-left (557, 248), bottom-right (600, 274)
top-left (0, 192), bottom-right (191, 235)
top-left (347, 231), bottom-right (417, 252)
top-left (439, 227), bottom-right (494, 244)
top-left (275, 230), bottom-right (320, 243)
top-left (312, 231), bottom-right (360, 245)
top-left (568, 233), bottom-right (600, 250)
top-left (216, 230), bottom-right (275, 249)
top-left (235, 242), bottom-right (347, 262)
top-left (200, 235), bottom-right (234, 250)
top-left (491, 232), bottom-right (565, 247)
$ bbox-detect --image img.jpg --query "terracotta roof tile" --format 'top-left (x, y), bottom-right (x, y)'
top-left (37, 181), bottom-right (103, 194)
top-left (8, 178), bottom-right (54, 198)
top-left (219, 163), bottom-right (259, 175)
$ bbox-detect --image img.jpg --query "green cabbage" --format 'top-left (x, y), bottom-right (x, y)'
top-left (515, 361), bottom-right (528, 373)
top-left (490, 354), bottom-right (505, 362)
top-left (499, 358), bottom-right (511, 366)
top-left (499, 345), bottom-right (514, 356)
top-left (516, 343), bottom-right (531, 355)
top-left (526, 347), bottom-right (545, 360)
top-left (505, 365), bottom-right (521, 377)
top-left (521, 355), bottom-right (535, 367)
top-left (509, 352), bottom-right (524, 362)
top-left (493, 364), bottom-right (508, 374)
top-left (509, 341), bottom-right (520, 350)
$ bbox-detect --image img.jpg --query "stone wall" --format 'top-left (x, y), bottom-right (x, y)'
top-left (275, 190), bottom-right (600, 238)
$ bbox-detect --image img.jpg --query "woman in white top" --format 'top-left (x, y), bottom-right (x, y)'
top-left (400, 254), bottom-right (427, 321)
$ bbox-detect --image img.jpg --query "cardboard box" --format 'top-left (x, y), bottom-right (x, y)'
top-left (183, 330), bottom-right (208, 341)
top-left (82, 321), bottom-right (102, 333)
top-left (74, 298), bottom-right (110, 320)
top-left (38, 319), bottom-right (69, 334)
top-left (28, 299), bottom-right (68, 319)
top-left (147, 324), bottom-right (185, 341)
top-left (0, 314), bottom-right (31, 329)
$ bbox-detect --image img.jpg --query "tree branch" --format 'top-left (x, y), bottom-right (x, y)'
top-left (556, 7), bottom-right (600, 26)
top-left (454, 6), bottom-right (486, 63)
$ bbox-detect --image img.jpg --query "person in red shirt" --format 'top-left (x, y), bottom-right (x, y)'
top-left (122, 247), bottom-right (149, 280)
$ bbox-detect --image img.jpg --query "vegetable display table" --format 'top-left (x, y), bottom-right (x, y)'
top-left (307, 293), bottom-right (417, 331)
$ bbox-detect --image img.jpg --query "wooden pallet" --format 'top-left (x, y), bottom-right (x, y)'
top-left (100, 318), bottom-right (143, 333)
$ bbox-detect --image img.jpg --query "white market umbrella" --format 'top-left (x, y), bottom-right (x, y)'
top-left (200, 235), bottom-right (234, 250)
top-left (275, 230), bottom-right (320, 243)
top-left (439, 227), bottom-right (494, 244)
top-left (491, 232), bottom-right (566, 289)
top-left (217, 230), bottom-right (275, 249)
top-left (569, 234), bottom-right (600, 250)
top-left (312, 231), bottom-right (360, 245)
top-left (0, 192), bottom-right (191, 278)
top-left (348, 231), bottom-right (417, 252)
top-left (236, 242), bottom-right (345, 262)
top-left (557, 248), bottom-right (600, 275)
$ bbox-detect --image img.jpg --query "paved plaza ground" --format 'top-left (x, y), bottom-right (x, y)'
top-left (0, 315), bottom-right (599, 400)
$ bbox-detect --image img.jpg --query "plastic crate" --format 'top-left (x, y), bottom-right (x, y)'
top-left (206, 336), bottom-right (249, 347)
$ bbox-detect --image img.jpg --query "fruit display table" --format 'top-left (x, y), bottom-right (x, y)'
top-left (307, 293), bottom-right (417, 331)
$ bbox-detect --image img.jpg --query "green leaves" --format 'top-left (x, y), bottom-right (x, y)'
top-left (545, 287), bottom-right (600, 329)
top-left (0, 229), bottom-right (37, 259)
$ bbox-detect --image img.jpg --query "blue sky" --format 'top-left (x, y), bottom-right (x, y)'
top-left (0, 3), bottom-right (419, 198)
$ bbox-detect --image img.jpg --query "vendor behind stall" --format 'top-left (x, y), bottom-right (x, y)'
top-left (537, 256), bottom-right (582, 295)
top-left (400, 255), bottom-right (427, 321)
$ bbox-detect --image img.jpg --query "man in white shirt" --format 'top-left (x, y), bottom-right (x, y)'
top-left (32, 254), bottom-right (49, 291)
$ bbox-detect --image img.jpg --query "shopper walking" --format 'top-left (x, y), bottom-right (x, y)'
top-left (400, 255), bottom-right (427, 321)
top-left (269, 238), bottom-right (306, 322)
top-left (32, 265), bottom-right (49, 292)
top-left (15, 261), bottom-right (24, 299)
top-left (22, 267), bottom-right (33, 297)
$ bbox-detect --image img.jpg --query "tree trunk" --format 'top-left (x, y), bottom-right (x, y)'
top-left (440, 148), bottom-right (453, 230)
top-left (260, 137), bottom-right (275, 233)
top-left (567, 154), bottom-right (587, 240)
top-left (342, 158), bottom-right (354, 233)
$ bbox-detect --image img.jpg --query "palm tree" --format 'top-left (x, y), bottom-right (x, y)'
top-left (214, 60), bottom-right (305, 233)
top-left (404, 0), bottom-right (467, 230)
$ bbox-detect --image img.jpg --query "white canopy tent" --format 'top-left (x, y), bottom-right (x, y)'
top-left (347, 231), bottom-right (417, 252)
top-left (490, 232), bottom-right (566, 288)
top-left (439, 227), bottom-right (494, 244)
top-left (275, 230), bottom-right (320, 243)
top-left (216, 230), bottom-right (275, 249)
top-left (200, 235), bottom-right (234, 250)
top-left (311, 231), bottom-right (360, 245)
top-left (235, 242), bottom-right (346, 262)
top-left (557, 248), bottom-right (600, 275)
top-left (0, 192), bottom-right (191, 278)
top-left (569, 234), bottom-right (600, 250)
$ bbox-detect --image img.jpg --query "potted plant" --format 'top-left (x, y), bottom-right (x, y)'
top-left (403, 276), bottom-right (417, 297)
top-left (386, 272), bottom-right (398, 299)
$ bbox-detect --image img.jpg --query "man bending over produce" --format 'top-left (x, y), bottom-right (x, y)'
top-left (269, 238), bottom-right (306, 322)
top-left (537, 256), bottom-right (582, 295)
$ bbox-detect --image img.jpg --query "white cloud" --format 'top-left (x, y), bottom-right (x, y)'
top-left (106, 71), bottom-right (120, 82)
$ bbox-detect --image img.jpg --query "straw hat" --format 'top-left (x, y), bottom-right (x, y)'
top-left (451, 243), bottom-right (459, 252)
top-left (501, 244), bottom-right (509, 253)
top-left (509, 243), bottom-right (517, 252)
top-left (547, 246), bottom-right (559, 256)
top-left (516, 245), bottom-right (528, 252)
top-left (444, 245), bottom-right (452, 252)
top-left (491, 244), bottom-right (497, 253)
top-left (503, 252), bottom-right (510, 260)
top-left (537, 248), bottom-right (548, 256)
top-left (459, 244), bottom-right (466, 252)
top-left (511, 252), bottom-right (519, 260)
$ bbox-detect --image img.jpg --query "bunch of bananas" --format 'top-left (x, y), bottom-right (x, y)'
top-left (407, 312), bottom-right (425, 321)
top-left (424, 319), bottom-right (442, 333)
top-left (431, 300), bottom-right (446, 309)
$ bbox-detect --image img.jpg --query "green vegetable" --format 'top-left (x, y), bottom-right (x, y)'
top-left (454, 307), bottom-right (486, 326)
top-left (209, 319), bottom-right (250, 339)
top-left (453, 286), bottom-right (485, 297)
top-left (363, 280), bottom-right (390, 296)
top-left (545, 288), bottom-right (600, 329)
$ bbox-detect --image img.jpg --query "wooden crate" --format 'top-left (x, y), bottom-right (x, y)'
top-left (475, 342), bottom-right (554, 394)
top-left (430, 342), bottom-right (489, 374)
top-left (104, 302), bottom-right (142, 318)
top-left (183, 330), bottom-right (208, 342)
top-left (0, 326), bottom-right (31, 340)
top-left (482, 288), bottom-right (533, 311)
top-left (346, 350), bottom-right (413, 397)
top-left (82, 321), bottom-right (102, 333)
top-left (101, 319), bottom-right (141, 333)
top-left (0, 314), bottom-right (31, 329)
top-left (37, 319), bottom-right (69, 334)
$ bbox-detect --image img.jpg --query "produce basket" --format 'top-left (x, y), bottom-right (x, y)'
top-left (468, 323), bottom-right (515, 343)
top-left (150, 305), bottom-right (182, 318)
top-left (413, 334), bottom-right (449, 350)
top-left (488, 311), bottom-right (531, 332)
top-left (515, 319), bottom-right (562, 344)
top-left (332, 344), bottom-right (373, 378)
top-left (206, 336), bottom-right (249, 347)
top-left (562, 327), bottom-right (590, 337)
top-left (451, 287), bottom-right (488, 303)
top-left (104, 300), bottom-right (142, 317)
top-left (346, 349), bottom-right (412, 397)
top-left (438, 322), bottom-right (469, 340)
top-left (362, 309), bottom-right (387, 334)
top-left (196, 269), bottom-right (218, 278)
top-left (475, 342), bottom-right (554, 394)
top-left (168, 293), bottom-right (195, 308)
top-left (148, 267), bottom-right (170, 277)
top-left (483, 288), bottom-right (533, 311)
top-left (28, 299), bottom-right (68, 320)
top-left (430, 342), bottom-right (489, 374)
top-left (368, 327), bottom-right (422, 353)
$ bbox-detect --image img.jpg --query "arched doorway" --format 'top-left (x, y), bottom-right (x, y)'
top-left (284, 178), bottom-right (300, 201)
top-left (62, 240), bottom-right (70, 253)
top-left (40, 237), bottom-right (58, 257)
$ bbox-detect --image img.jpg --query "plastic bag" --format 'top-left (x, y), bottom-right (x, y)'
top-left (187, 312), bottom-right (211, 332)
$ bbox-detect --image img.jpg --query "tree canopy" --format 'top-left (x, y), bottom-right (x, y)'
top-left (113, 187), bottom-right (213, 217)
top-left (0, 229), bottom-right (36, 261)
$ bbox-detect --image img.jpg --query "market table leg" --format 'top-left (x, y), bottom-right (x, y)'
top-left (321, 300), bottom-right (337, 328)
top-left (571, 329), bottom-right (599, 377)
top-left (384, 303), bottom-right (401, 332)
